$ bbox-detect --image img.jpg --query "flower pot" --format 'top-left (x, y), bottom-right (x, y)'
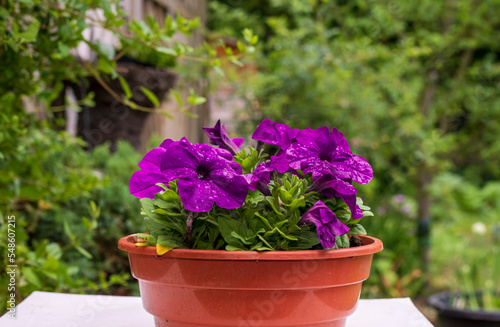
top-left (118, 234), bottom-right (382, 327)
top-left (428, 292), bottom-right (500, 327)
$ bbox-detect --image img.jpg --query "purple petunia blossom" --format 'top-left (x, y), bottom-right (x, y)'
top-left (203, 120), bottom-right (244, 156)
top-left (160, 139), bottom-right (248, 212)
top-left (286, 126), bottom-right (373, 184)
top-left (252, 118), bottom-right (299, 150)
top-left (243, 161), bottom-right (273, 196)
top-left (129, 139), bottom-right (181, 199)
top-left (299, 200), bottom-right (350, 249)
top-left (306, 171), bottom-right (363, 219)
top-left (244, 155), bottom-right (293, 196)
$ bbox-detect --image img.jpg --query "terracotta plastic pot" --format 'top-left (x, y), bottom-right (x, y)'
top-left (118, 235), bottom-right (383, 327)
top-left (428, 291), bottom-right (500, 327)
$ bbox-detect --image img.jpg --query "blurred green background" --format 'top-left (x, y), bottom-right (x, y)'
top-left (1, 0), bottom-right (499, 321)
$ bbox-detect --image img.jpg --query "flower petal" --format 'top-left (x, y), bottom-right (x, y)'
top-left (286, 142), bottom-right (318, 170)
top-left (138, 147), bottom-right (166, 172)
top-left (177, 178), bottom-right (217, 212)
top-left (202, 120), bottom-right (242, 155)
top-left (270, 155), bottom-right (290, 174)
top-left (295, 126), bottom-right (329, 153)
top-left (252, 118), bottom-right (298, 149)
top-left (307, 173), bottom-right (357, 198)
top-left (209, 172), bottom-right (249, 209)
top-left (346, 155), bottom-right (373, 184)
top-left (232, 137), bottom-right (245, 148)
top-left (316, 226), bottom-right (336, 249)
top-left (160, 139), bottom-right (175, 149)
top-left (160, 143), bottom-right (200, 179)
top-left (339, 194), bottom-right (363, 219)
top-left (129, 170), bottom-right (170, 199)
top-left (300, 200), bottom-right (350, 249)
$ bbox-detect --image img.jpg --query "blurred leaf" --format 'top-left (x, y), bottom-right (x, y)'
top-left (22, 267), bottom-right (41, 288)
top-left (118, 76), bottom-right (132, 99)
top-left (170, 89), bottom-right (183, 106)
top-left (75, 246), bottom-right (93, 259)
top-left (156, 47), bottom-right (177, 56)
top-left (140, 87), bottom-right (160, 107)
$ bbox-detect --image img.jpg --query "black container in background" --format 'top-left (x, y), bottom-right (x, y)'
top-left (428, 292), bottom-right (500, 327)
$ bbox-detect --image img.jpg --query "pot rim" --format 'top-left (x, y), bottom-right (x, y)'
top-left (428, 291), bottom-right (500, 321)
top-left (118, 234), bottom-right (383, 260)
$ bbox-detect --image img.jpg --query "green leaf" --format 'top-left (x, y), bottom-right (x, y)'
top-left (19, 18), bottom-right (40, 42)
top-left (76, 246), bottom-right (93, 259)
top-left (203, 41), bottom-right (217, 56)
top-left (362, 211), bottom-right (374, 217)
top-left (230, 231), bottom-right (253, 245)
top-left (142, 198), bottom-right (171, 221)
top-left (219, 216), bottom-right (255, 249)
top-left (187, 91), bottom-right (207, 106)
top-left (136, 233), bottom-right (156, 245)
top-left (97, 41), bottom-right (115, 60)
top-left (242, 28), bottom-right (254, 43)
top-left (181, 108), bottom-right (198, 118)
top-left (57, 41), bottom-right (70, 57)
top-left (249, 242), bottom-right (264, 251)
top-left (171, 90), bottom-right (183, 106)
top-left (278, 188), bottom-right (293, 204)
top-left (347, 224), bottom-right (367, 235)
top-left (289, 230), bottom-right (320, 250)
top-left (255, 212), bottom-right (273, 230)
top-left (118, 76), bottom-right (132, 99)
top-left (97, 57), bottom-right (115, 75)
top-left (140, 87), bottom-right (160, 107)
top-left (265, 197), bottom-right (285, 218)
top-left (157, 235), bottom-right (186, 248)
top-left (213, 65), bottom-right (224, 77)
top-left (226, 245), bottom-right (245, 251)
top-left (266, 227), bottom-right (298, 241)
top-left (46, 243), bottom-right (62, 260)
top-left (63, 220), bottom-right (75, 241)
top-left (153, 208), bottom-right (184, 218)
top-left (334, 234), bottom-right (350, 249)
top-left (157, 47), bottom-right (177, 56)
top-left (230, 58), bottom-right (244, 67)
top-left (358, 204), bottom-right (371, 210)
top-left (155, 189), bottom-right (182, 206)
top-left (143, 217), bottom-right (166, 235)
top-left (82, 217), bottom-right (92, 230)
top-left (22, 267), bottom-right (41, 288)
top-left (287, 197), bottom-right (306, 212)
top-left (257, 234), bottom-right (276, 251)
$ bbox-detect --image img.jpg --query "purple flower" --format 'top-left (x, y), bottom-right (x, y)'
top-left (203, 120), bottom-right (244, 156)
top-left (286, 126), bottom-right (373, 184)
top-left (244, 161), bottom-right (273, 196)
top-left (160, 139), bottom-right (248, 212)
top-left (252, 118), bottom-right (299, 150)
top-left (299, 200), bottom-right (350, 249)
top-left (393, 194), bottom-right (406, 203)
top-left (129, 139), bottom-right (179, 199)
top-left (244, 155), bottom-right (292, 196)
top-left (306, 173), bottom-right (363, 219)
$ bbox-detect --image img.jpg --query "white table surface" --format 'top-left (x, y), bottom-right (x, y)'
top-left (0, 291), bottom-right (434, 327)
